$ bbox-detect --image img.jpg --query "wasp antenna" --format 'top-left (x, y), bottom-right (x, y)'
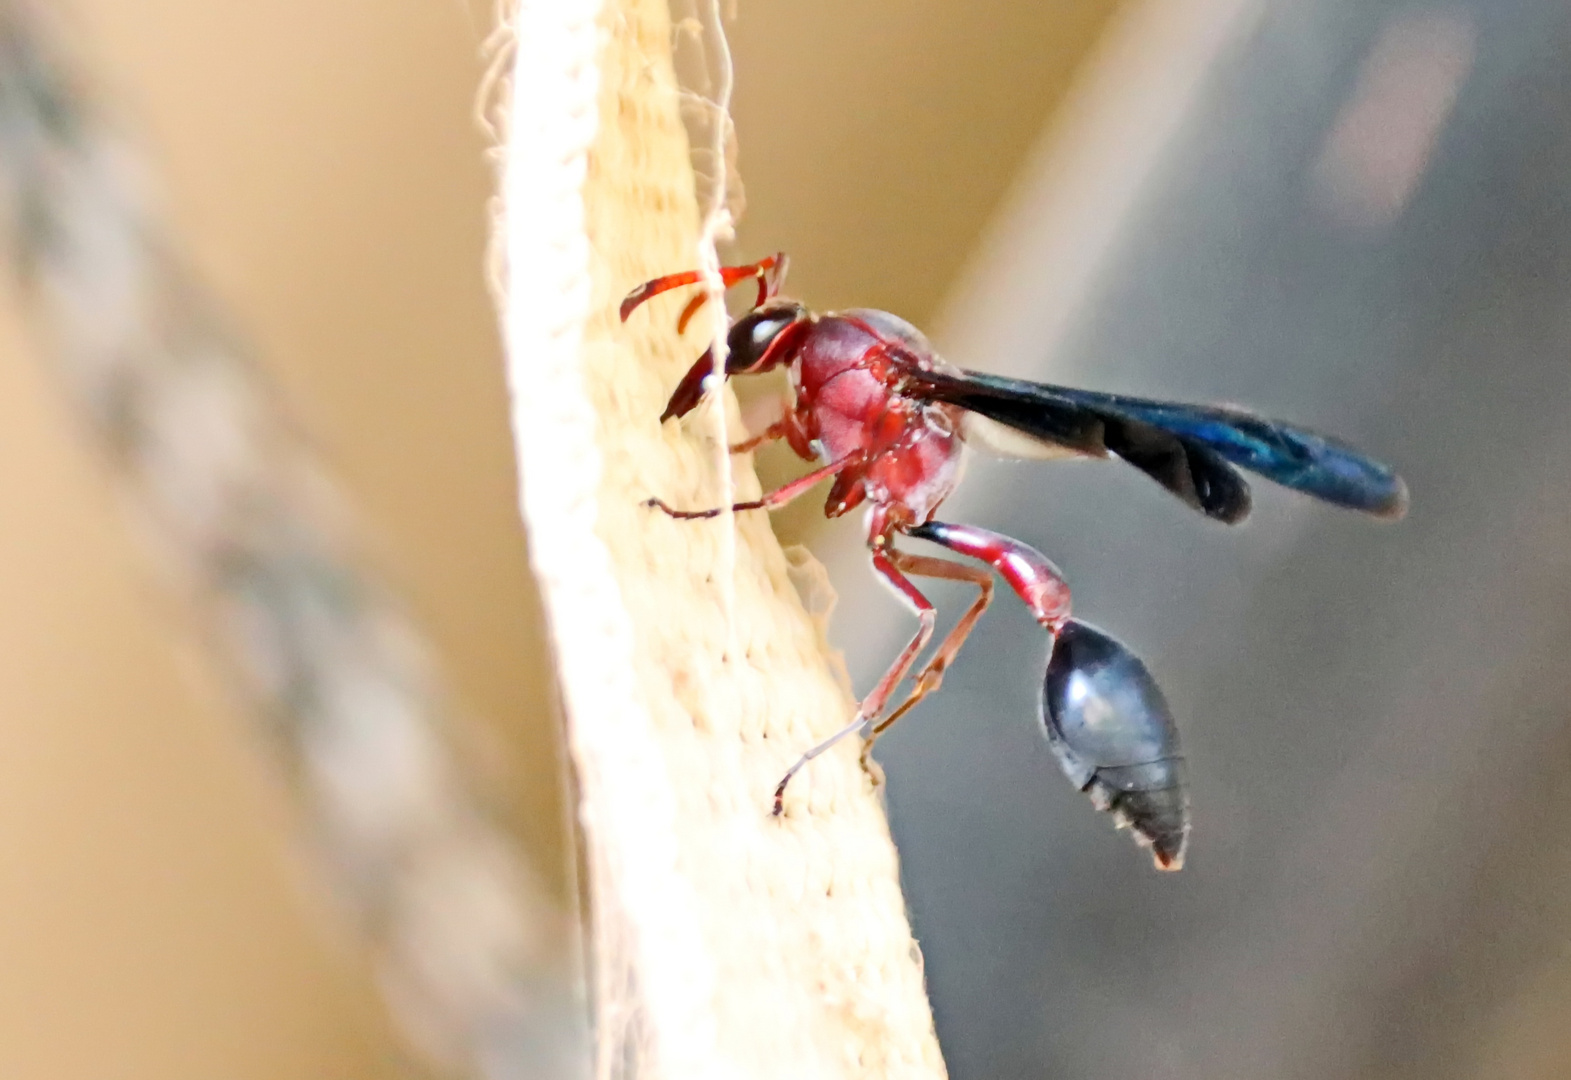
top-left (622, 254), bottom-right (793, 323)
top-left (676, 291), bottom-right (710, 334)
top-left (749, 252), bottom-right (789, 304)
top-left (619, 269), bottom-right (704, 322)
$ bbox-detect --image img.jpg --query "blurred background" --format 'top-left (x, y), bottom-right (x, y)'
top-left (1, 0), bottom-right (1568, 1078)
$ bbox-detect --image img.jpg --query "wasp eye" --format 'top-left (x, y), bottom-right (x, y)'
top-left (726, 308), bottom-right (798, 373)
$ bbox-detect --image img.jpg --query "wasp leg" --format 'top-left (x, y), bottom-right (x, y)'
top-left (872, 521), bottom-right (1072, 768)
top-left (857, 547), bottom-right (941, 731)
top-left (729, 420), bottom-right (786, 455)
top-left (730, 404), bottom-right (812, 456)
top-left (771, 712), bottom-right (868, 816)
top-left (859, 551), bottom-right (994, 768)
top-left (646, 455), bottom-right (849, 520)
top-left (772, 542), bottom-right (936, 815)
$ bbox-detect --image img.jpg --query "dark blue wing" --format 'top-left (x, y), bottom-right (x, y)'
top-left (904, 367), bottom-right (1408, 524)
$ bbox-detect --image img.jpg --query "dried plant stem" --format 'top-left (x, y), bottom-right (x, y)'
top-left (494, 1), bottom-right (948, 1077)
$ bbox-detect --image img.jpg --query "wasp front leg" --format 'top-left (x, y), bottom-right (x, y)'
top-left (729, 401), bottom-right (813, 458)
top-left (729, 419), bottom-right (787, 456)
top-left (646, 455), bottom-right (850, 520)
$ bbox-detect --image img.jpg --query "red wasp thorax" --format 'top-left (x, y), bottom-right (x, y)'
top-left (780, 309), bottom-right (966, 529)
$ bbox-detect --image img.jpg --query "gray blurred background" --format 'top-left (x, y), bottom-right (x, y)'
top-left (2, 0), bottom-right (1568, 1076)
top-left (740, 1), bottom-right (1571, 1078)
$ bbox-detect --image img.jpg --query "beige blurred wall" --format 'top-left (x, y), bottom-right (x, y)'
top-left (0, 1), bottom-right (1120, 1076)
top-left (0, 2), bottom-right (549, 1076)
top-left (731, 0), bottom-right (1124, 323)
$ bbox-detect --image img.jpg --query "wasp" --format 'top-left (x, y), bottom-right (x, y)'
top-left (622, 254), bottom-right (1406, 868)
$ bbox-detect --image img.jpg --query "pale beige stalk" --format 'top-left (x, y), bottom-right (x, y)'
top-left (495, 1), bottom-right (948, 1077)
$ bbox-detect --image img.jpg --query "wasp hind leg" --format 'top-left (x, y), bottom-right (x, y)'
top-left (773, 542), bottom-right (939, 814)
top-left (858, 551), bottom-right (995, 770)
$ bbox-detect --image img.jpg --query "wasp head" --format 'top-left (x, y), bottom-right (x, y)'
top-left (661, 301), bottom-right (808, 421)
